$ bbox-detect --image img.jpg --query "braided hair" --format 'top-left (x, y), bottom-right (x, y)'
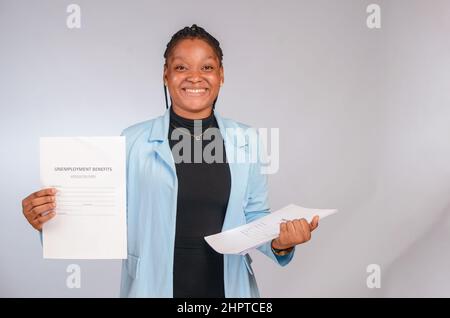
top-left (164, 24), bottom-right (223, 66)
top-left (163, 24), bottom-right (223, 109)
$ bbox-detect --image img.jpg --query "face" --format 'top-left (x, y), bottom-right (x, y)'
top-left (164, 38), bottom-right (224, 119)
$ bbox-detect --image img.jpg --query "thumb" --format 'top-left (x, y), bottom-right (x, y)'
top-left (310, 215), bottom-right (319, 231)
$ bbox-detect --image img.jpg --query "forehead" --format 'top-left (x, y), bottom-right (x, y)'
top-left (168, 38), bottom-right (219, 62)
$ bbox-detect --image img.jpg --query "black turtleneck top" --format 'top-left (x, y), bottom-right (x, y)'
top-left (168, 107), bottom-right (231, 298)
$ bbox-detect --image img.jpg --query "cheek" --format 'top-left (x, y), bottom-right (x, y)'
top-left (169, 76), bottom-right (182, 88)
top-left (206, 74), bottom-right (221, 89)
top-left (167, 73), bottom-right (184, 87)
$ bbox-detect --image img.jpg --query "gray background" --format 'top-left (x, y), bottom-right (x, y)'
top-left (1, 0), bottom-right (449, 297)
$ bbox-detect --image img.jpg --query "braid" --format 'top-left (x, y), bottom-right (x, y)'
top-left (164, 24), bottom-right (223, 66)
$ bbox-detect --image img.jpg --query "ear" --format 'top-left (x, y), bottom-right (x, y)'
top-left (163, 64), bottom-right (168, 86)
top-left (220, 65), bottom-right (224, 86)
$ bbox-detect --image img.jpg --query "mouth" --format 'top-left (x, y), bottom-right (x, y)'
top-left (181, 88), bottom-right (209, 97)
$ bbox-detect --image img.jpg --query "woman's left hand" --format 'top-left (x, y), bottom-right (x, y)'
top-left (271, 216), bottom-right (320, 250)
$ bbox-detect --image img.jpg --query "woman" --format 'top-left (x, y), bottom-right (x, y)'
top-left (21, 24), bottom-right (319, 298)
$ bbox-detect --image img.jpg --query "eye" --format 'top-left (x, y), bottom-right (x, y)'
top-left (175, 65), bottom-right (187, 71)
top-left (202, 65), bottom-right (214, 71)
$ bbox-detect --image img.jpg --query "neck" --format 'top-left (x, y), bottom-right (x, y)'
top-left (171, 105), bottom-right (213, 120)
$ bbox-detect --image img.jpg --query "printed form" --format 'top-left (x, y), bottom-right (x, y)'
top-left (40, 137), bottom-right (127, 259)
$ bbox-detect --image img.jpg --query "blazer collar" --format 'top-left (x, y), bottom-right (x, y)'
top-left (147, 108), bottom-right (248, 148)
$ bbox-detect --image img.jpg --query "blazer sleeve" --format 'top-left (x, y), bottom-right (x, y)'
top-left (243, 129), bottom-right (295, 266)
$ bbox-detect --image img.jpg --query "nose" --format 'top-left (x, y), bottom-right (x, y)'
top-left (186, 70), bottom-right (203, 84)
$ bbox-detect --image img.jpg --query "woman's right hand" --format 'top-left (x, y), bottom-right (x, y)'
top-left (22, 188), bottom-right (57, 231)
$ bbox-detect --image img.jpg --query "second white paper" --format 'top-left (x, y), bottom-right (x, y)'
top-left (204, 204), bottom-right (337, 255)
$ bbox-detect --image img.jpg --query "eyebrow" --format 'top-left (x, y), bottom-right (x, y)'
top-left (171, 55), bottom-right (217, 62)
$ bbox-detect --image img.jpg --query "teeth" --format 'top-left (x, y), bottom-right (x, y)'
top-left (185, 88), bottom-right (206, 93)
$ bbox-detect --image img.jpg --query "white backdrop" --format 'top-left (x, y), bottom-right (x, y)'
top-left (1, 0), bottom-right (449, 297)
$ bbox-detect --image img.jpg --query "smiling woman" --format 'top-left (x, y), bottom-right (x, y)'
top-left (21, 24), bottom-right (319, 298)
top-left (163, 24), bottom-right (224, 119)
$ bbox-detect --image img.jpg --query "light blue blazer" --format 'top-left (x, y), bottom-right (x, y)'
top-left (119, 109), bottom-right (295, 298)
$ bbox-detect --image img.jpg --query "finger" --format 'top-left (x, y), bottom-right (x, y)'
top-left (32, 211), bottom-right (56, 230)
top-left (287, 221), bottom-right (296, 234)
top-left (278, 222), bottom-right (291, 245)
top-left (27, 202), bottom-right (56, 219)
top-left (279, 222), bottom-right (288, 241)
top-left (30, 218), bottom-right (42, 231)
top-left (287, 220), bottom-right (300, 243)
top-left (292, 219), bottom-right (303, 234)
top-left (290, 220), bottom-right (303, 243)
top-left (310, 215), bottom-right (320, 231)
top-left (299, 218), bottom-right (309, 231)
top-left (29, 195), bottom-right (56, 210)
top-left (37, 211), bottom-right (56, 224)
top-left (22, 188), bottom-right (57, 208)
top-left (300, 219), bottom-right (311, 241)
top-left (280, 222), bottom-right (288, 234)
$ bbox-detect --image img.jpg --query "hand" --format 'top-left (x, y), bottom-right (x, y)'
top-left (271, 216), bottom-right (319, 250)
top-left (22, 188), bottom-right (57, 231)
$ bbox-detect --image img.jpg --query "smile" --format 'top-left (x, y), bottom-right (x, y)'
top-left (182, 88), bottom-right (209, 96)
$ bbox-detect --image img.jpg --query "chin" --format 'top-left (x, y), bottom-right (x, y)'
top-left (179, 101), bottom-right (214, 112)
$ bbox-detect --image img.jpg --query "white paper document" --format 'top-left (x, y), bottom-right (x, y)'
top-left (204, 204), bottom-right (337, 255)
top-left (40, 137), bottom-right (127, 259)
